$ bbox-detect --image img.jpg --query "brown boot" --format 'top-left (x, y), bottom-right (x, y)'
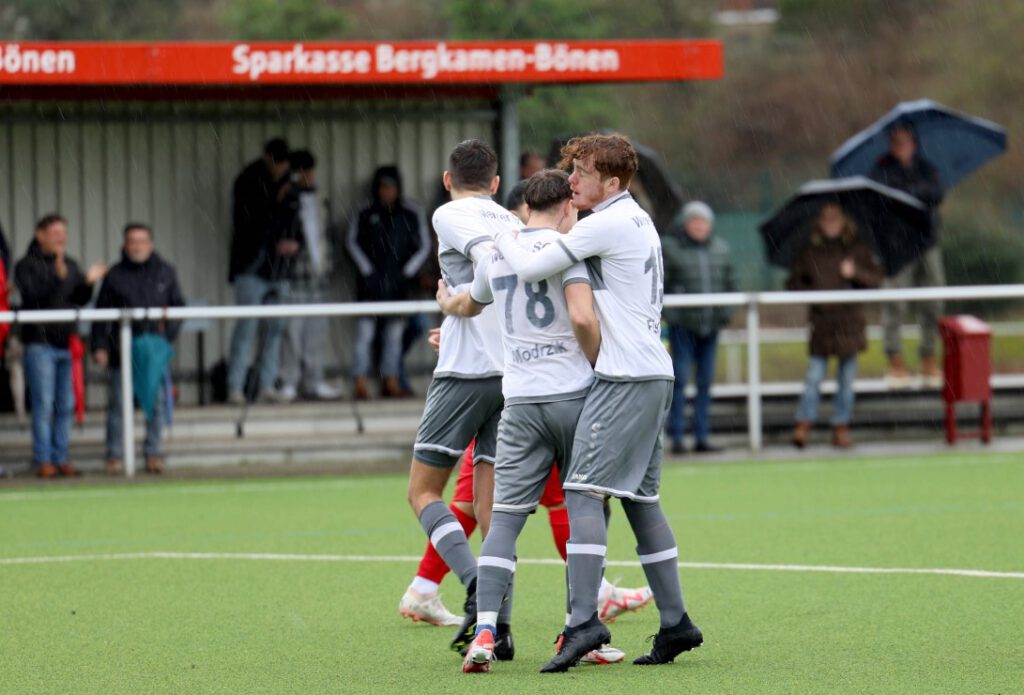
top-left (57, 463), bottom-right (80, 477)
top-left (106, 459), bottom-right (123, 476)
top-left (37, 462), bottom-right (58, 478)
top-left (381, 375), bottom-right (411, 399)
top-left (832, 425), bottom-right (854, 449)
top-left (144, 456), bottom-right (164, 474)
top-left (920, 355), bottom-right (943, 389)
top-left (885, 354), bottom-right (913, 390)
top-left (791, 421), bottom-right (812, 449)
top-left (353, 377), bottom-right (370, 401)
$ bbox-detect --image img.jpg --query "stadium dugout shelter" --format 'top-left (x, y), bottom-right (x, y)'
top-left (0, 39), bottom-right (722, 398)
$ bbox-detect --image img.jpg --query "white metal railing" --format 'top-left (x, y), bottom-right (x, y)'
top-left (2, 283), bottom-right (1023, 475)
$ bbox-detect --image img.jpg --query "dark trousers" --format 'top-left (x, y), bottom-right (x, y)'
top-left (667, 326), bottom-right (719, 446)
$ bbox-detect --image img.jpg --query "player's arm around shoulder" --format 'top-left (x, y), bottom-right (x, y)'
top-left (565, 280), bottom-right (601, 367)
top-left (436, 279), bottom-right (486, 318)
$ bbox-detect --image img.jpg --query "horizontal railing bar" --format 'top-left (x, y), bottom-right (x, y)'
top-left (2, 284), bottom-right (1023, 325)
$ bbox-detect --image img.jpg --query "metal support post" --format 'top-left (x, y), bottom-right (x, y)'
top-left (746, 299), bottom-right (762, 452)
top-left (119, 314), bottom-right (136, 477)
top-left (498, 85), bottom-right (521, 201)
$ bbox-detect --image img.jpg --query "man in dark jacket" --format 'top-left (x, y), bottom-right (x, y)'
top-left (92, 223), bottom-right (185, 474)
top-left (345, 165), bottom-right (430, 399)
top-left (226, 137), bottom-right (301, 403)
top-left (661, 201), bottom-right (735, 455)
top-left (869, 121), bottom-right (945, 389)
top-left (15, 214), bottom-right (106, 477)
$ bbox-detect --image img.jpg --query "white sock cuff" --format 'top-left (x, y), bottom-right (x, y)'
top-left (566, 543), bottom-right (607, 557)
top-left (411, 577), bottom-right (439, 594)
top-left (638, 547), bottom-right (678, 565)
top-left (478, 611), bottom-right (499, 629)
top-left (430, 521), bottom-right (464, 547)
top-left (479, 555), bottom-right (516, 572)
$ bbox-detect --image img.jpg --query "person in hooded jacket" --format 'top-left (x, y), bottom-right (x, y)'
top-left (15, 214), bottom-right (107, 478)
top-left (91, 223), bottom-right (185, 475)
top-left (661, 202), bottom-right (735, 455)
top-left (788, 202), bottom-right (882, 449)
top-left (346, 165), bottom-right (430, 399)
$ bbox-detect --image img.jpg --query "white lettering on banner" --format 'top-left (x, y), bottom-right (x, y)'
top-left (376, 42), bottom-right (621, 80)
top-left (232, 43), bottom-right (373, 81)
top-left (0, 44), bottom-right (75, 75)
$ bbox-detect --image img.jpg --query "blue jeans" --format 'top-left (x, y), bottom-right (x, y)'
top-left (24, 343), bottom-right (74, 465)
top-left (228, 273), bottom-right (289, 394)
top-left (796, 355), bottom-right (858, 426)
top-left (106, 368), bottom-right (165, 460)
top-left (667, 327), bottom-right (719, 445)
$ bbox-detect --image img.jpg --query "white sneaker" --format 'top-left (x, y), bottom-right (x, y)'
top-left (227, 390), bottom-right (246, 405)
top-left (582, 644), bottom-right (626, 665)
top-left (307, 382), bottom-right (342, 401)
top-left (598, 583), bottom-right (654, 623)
top-left (398, 586), bottom-right (462, 626)
top-left (276, 385), bottom-right (298, 403)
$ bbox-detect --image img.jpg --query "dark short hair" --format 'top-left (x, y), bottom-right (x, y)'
top-left (505, 179), bottom-right (529, 211)
top-left (289, 149), bottom-right (315, 171)
top-left (35, 213), bottom-right (66, 232)
top-left (123, 222), bottom-right (153, 239)
top-left (264, 137), bottom-right (289, 163)
top-left (559, 133), bottom-right (639, 189)
top-left (524, 169), bottom-right (571, 213)
top-left (448, 139), bottom-right (498, 192)
top-left (887, 119), bottom-right (917, 139)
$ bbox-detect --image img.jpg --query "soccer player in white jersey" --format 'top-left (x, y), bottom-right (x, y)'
top-left (492, 135), bottom-right (704, 672)
top-left (406, 139), bottom-right (521, 654)
top-left (436, 170), bottom-right (627, 673)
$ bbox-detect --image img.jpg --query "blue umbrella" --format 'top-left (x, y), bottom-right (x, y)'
top-left (830, 99), bottom-right (1007, 189)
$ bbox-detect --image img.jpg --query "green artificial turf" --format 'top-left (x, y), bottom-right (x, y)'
top-left (2, 451), bottom-right (1022, 693)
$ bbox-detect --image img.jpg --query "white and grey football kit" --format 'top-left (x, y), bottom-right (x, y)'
top-left (494, 191), bottom-right (674, 500)
top-left (494, 191), bottom-right (689, 631)
top-left (413, 196), bottom-right (522, 468)
top-left (469, 227), bottom-right (594, 513)
top-left (469, 227), bottom-right (594, 635)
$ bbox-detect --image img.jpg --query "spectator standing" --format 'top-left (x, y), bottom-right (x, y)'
top-left (14, 214), bottom-right (106, 477)
top-left (788, 202), bottom-right (882, 449)
top-left (519, 149), bottom-right (545, 181)
top-left (0, 221), bottom-right (10, 356)
top-left (226, 138), bottom-right (301, 404)
top-left (869, 121), bottom-right (945, 388)
top-left (277, 150), bottom-right (340, 402)
top-left (346, 165), bottom-right (430, 399)
top-left (661, 202), bottom-right (735, 454)
top-left (91, 223), bottom-right (185, 475)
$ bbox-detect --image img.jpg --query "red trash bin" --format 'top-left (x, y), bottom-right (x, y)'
top-left (939, 316), bottom-right (992, 445)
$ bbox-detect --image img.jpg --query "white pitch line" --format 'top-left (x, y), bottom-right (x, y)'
top-left (0, 551), bottom-right (1021, 579)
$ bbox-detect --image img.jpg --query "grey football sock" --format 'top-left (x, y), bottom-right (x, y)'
top-left (622, 498), bottom-right (686, 627)
top-left (477, 510), bottom-right (527, 629)
top-left (418, 500), bottom-right (477, 589)
top-left (565, 491), bottom-right (608, 627)
top-left (497, 566), bottom-right (515, 625)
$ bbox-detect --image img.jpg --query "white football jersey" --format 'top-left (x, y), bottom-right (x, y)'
top-left (493, 192), bottom-right (674, 381)
top-left (431, 195), bottom-right (522, 378)
top-left (470, 227), bottom-right (595, 403)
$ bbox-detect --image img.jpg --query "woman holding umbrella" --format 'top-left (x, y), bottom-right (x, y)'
top-left (788, 202), bottom-right (882, 449)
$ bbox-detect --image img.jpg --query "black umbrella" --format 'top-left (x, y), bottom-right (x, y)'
top-left (760, 177), bottom-right (931, 277)
top-left (831, 99), bottom-right (1007, 189)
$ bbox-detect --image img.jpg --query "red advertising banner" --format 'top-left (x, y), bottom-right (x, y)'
top-left (0, 40), bottom-right (722, 86)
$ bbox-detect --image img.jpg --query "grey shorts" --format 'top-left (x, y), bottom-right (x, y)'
top-left (492, 397), bottom-right (586, 514)
top-left (413, 376), bottom-right (504, 468)
top-left (562, 378), bottom-right (673, 502)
